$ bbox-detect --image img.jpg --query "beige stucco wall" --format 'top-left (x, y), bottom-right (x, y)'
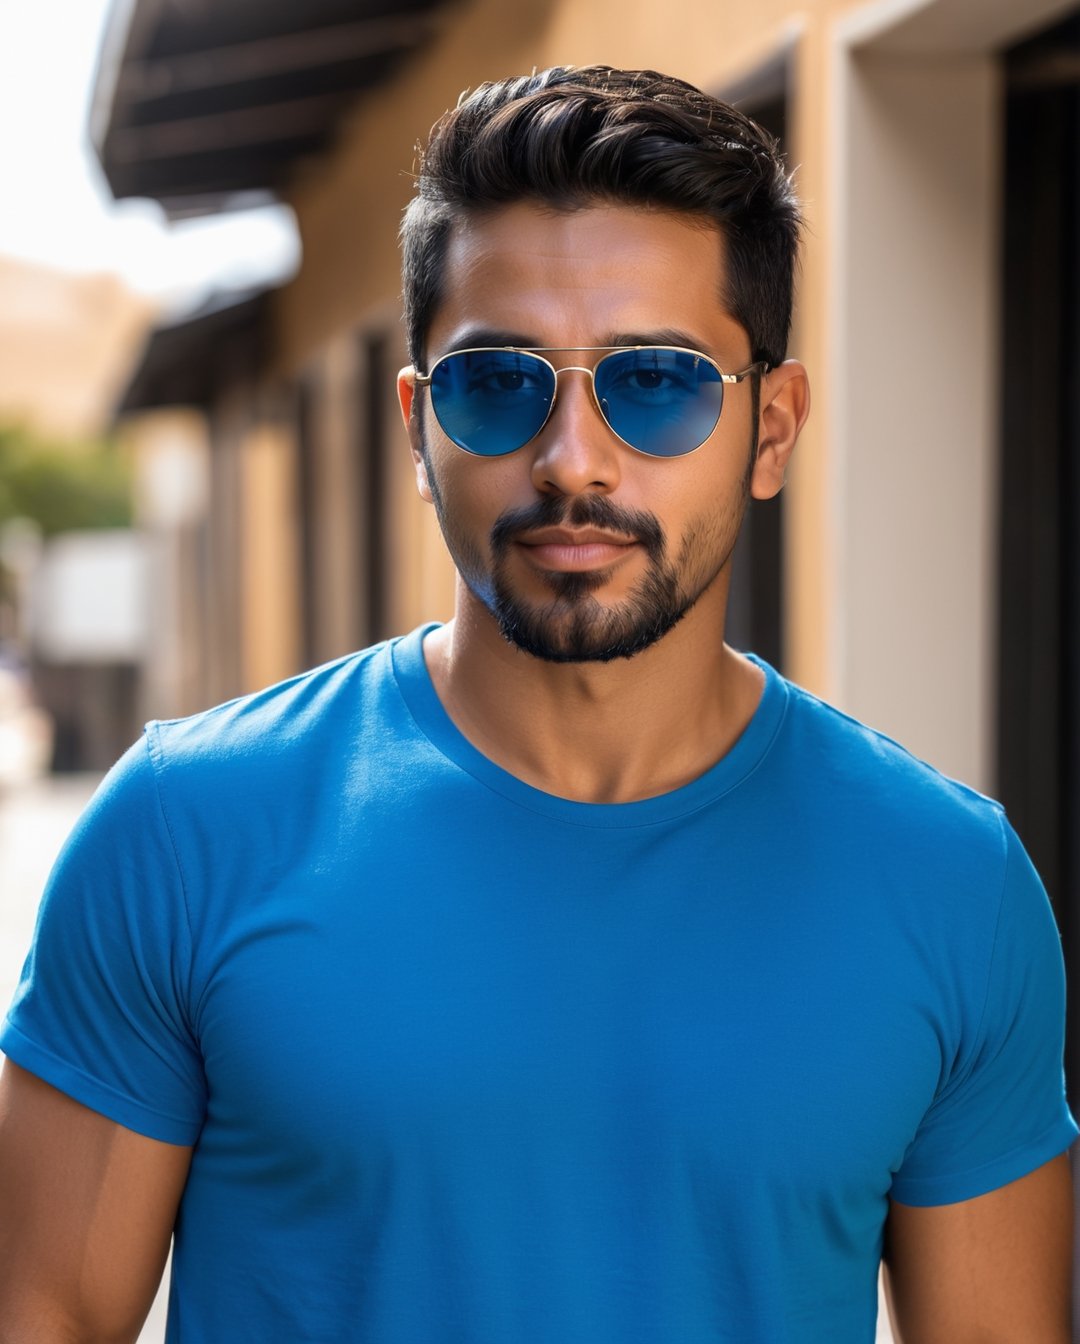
top-left (240, 422), bottom-right (302, 694)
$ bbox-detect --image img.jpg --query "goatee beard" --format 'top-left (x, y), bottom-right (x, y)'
top-left (487, 495), bottom-right (695, 663)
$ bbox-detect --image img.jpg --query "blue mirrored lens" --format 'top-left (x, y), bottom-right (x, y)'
top-left (594, 348), bottom-right (725, 457)
top-left (429, 350), bottom-right (555, 456)
top-left (427, 347), bottom-right (727, 457)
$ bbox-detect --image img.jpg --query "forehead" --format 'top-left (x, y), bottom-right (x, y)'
top-left (428, 201), bottom-right (749, 358)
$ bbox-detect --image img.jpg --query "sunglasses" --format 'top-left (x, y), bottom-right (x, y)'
top-left (413, 346), bottom-right (766, 459)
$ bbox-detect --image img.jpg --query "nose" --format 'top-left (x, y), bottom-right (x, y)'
top-left (529, 366), bottom-right (623, 497)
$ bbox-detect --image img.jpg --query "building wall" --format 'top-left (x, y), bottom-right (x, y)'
top-left (240, 0), bottom-right (1078, 791)
top-left (240, 420), bottom-right (302, 694)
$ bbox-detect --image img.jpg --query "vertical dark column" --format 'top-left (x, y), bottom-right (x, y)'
top-left (1064, 82), bottom-right (1080, 1108)
top-left (725, 92), bottom-right (787, 671)
top-left (1000, 15), bottom-right (1080, 1108)
top-left (360, 333), bottom-right (389, 645)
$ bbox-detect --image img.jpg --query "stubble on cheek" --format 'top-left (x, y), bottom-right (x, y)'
top-left (426, 467), bottom-right (493, 604)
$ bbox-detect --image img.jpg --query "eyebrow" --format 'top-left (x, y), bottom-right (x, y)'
top-left (432, 328), bottom-right (540, 359)
top-left (432, 326), bottom-right (714, 358)
top-left (605, 329), bottom-right (712, 352)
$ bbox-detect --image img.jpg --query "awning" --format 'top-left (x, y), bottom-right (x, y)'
top-left (117, 287), bottom-right (271, 413)
top-left (90, 0), bottom-right (454, 217)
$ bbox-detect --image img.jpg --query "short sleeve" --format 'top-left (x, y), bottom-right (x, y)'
top-left (891, 817), bottom-right (1078, 1205)
top-left (0, 735), bottom-right (206, 1144)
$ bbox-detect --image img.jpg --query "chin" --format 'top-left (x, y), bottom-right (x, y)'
top-left (494, 593), bottom-right (693, 665)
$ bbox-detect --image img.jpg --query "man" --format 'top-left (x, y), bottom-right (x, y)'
top-left (0, 65), bottom-right (1075, 1344)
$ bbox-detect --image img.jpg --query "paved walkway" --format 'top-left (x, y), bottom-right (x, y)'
top-left (0, 774), bottom-right (100, 1014)
top-left (1, 774), bottom-right (895, 1343)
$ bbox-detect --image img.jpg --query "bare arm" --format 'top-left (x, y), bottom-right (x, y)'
top-left (883, 1153), bottom-right (1074, 1344)
top-left (0, 1059), bottom-right (193, 1344)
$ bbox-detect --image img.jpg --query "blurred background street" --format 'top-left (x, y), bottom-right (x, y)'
top-left (0, 775), bottom-right (98, 1019)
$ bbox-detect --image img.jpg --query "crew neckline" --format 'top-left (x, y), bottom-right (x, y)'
top-left (390, 624), bottom-right (789, 829)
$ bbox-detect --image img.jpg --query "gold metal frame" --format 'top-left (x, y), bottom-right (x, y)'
top-left (411, 346), bottom-right (766, 457)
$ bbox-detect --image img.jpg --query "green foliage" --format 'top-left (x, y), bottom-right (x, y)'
top-left (0, 424), bottom-right (133, 536)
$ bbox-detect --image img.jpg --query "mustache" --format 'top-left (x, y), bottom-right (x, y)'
top-left (490, 495), bottom-right (666, 561)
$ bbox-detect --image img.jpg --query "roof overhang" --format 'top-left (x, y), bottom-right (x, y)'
top-left (117, 288), bottom-right (271, 414)
top-left (90, 0), bottom-right (454, 218)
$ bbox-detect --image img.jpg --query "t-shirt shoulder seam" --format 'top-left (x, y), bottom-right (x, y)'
top-left (142, 723), bottom-right (200, 1030)
top-left (930, 808), bottom-right (1012, 1106)
top-left (966, 808), bottom-right (1015, 1070)
top-left (149, 644), bottom-right (385, 731)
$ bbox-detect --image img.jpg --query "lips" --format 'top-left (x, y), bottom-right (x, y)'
top-left (517, 527), bottom-right (638, 548)
top-left (515, 526), bottom-right (639, 573)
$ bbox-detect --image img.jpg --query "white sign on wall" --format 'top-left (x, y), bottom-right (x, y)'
top-left (30, 529), bottom-right (149, 664)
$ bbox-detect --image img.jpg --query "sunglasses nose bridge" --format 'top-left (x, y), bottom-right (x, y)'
top-left (528, 362), bottom-right (625, 494)
top-left (549, 363), bottom-right (609, 430)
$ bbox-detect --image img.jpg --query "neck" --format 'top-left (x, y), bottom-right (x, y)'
top-left (422, 582), bottom-right (765, 804)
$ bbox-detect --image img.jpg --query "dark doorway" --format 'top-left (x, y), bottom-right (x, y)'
top-left (295, 373), bottom-right (319, 669)
top-left (356, 331), bottom-right (390, 646)
top-left (999, 12), bottom-right (1080, 1107)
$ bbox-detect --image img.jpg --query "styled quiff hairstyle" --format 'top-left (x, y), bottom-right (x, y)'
top-left (400, 65), bottom-right (800, 371)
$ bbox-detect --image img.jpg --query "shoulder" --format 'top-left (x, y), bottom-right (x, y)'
top-left (33, 642), bottom-right (404, 897)
top-left (126, 633), bottom-right (428, 854)
top-left (148, 639), bottom-right (393, 766)
top-left (773, 677), bottom-right (1004, 844)
top-left (766, 670), bottom-right (1011, 888)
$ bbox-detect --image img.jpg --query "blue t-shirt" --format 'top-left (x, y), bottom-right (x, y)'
top-left (2, 627), bottom-right (1075, 1342)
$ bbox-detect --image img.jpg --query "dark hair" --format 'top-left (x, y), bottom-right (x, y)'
top-left (400, 65), bottom-right (800, 370)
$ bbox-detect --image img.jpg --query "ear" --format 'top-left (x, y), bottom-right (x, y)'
top-left (397, 365), bottom-right (433, 504)
top-left (749, 360), bottom-right (811, 500)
